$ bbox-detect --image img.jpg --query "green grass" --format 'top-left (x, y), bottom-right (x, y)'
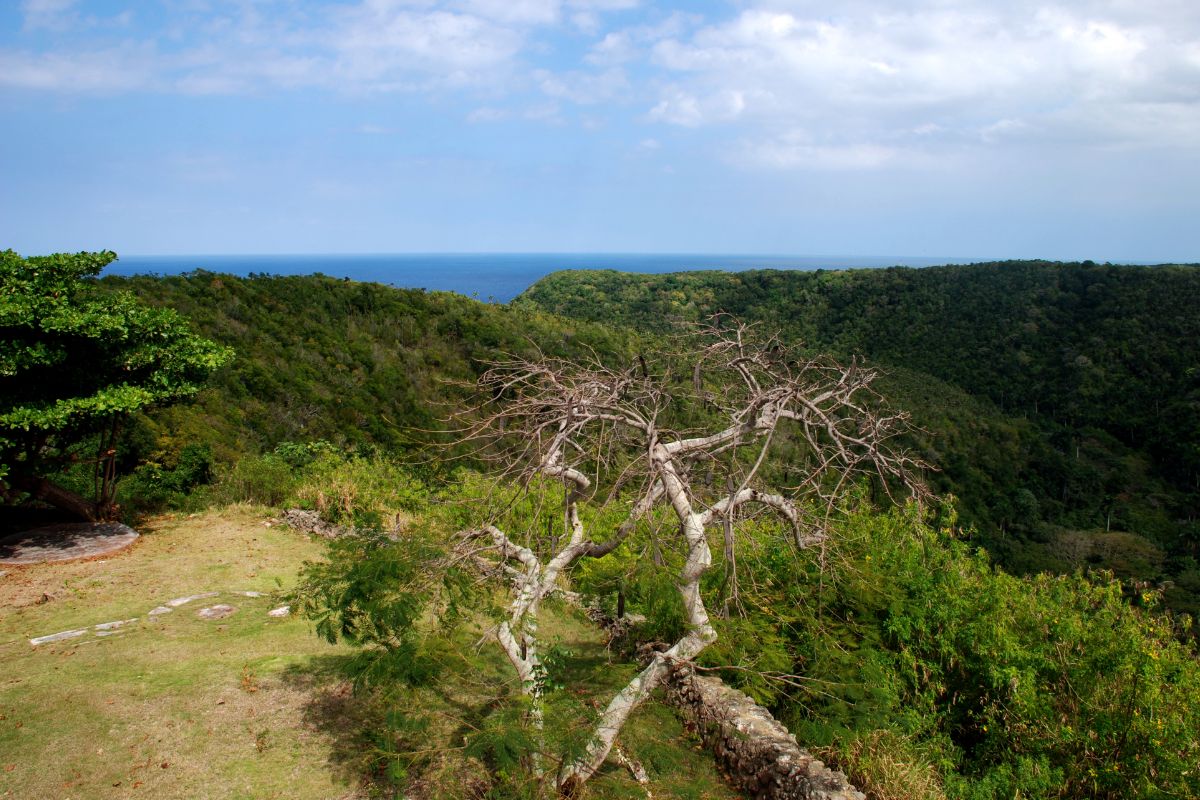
top-left (0, 508), bottom-right (738, 799)
top-left (0, 507), bottom-right (357, 800)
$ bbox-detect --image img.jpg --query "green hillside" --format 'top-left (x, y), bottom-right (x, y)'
top-left (97, 270), bottom-right (637, 464)
top-left (519, 262), bottom-right (1200, 614)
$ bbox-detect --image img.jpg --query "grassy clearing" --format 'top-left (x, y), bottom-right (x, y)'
top-left (0, 506), bottom-right (358, 800)
top-left (0, 508), bottom-right (738, 800)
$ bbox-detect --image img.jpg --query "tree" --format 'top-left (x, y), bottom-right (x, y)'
top-left (456, 316), bottom-right (926, 794)
top-left (0, 249), bottom-right (232, 520)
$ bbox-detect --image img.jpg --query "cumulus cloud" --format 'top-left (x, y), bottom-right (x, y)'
top-left (640, 1), bottom-right (1200, 165)
top-left (649, 87), bottom-right (749, 126)
top-left (329, 5), bottom-right (523, 87)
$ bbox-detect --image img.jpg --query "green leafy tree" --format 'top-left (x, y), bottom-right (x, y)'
top-left (1, 250), bottom-right (232, 520)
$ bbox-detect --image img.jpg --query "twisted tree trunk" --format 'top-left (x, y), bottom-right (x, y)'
top-left (8, 472), bottom-right (105, 521)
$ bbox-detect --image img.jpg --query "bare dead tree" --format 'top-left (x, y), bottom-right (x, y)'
top-left (454, 315), bottom-right (927, 794)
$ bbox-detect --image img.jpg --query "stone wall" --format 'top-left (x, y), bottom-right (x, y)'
top-left (662, 660), bottom-right (865, 800)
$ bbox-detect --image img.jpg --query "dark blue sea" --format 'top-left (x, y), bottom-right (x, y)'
top-left (105, 253), bottom-right (975, 304)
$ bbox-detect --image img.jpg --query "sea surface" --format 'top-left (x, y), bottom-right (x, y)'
top-left (106, 253), bottom-right (976, 304)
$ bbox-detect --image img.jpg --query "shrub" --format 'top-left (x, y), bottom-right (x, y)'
top-left (294, 451), bottom-right (427, 529)
top-left (679, 505), bottom-right (1200, 799)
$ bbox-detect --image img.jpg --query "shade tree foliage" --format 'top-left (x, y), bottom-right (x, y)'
top-left (0, 250), bottom-right (231, 520)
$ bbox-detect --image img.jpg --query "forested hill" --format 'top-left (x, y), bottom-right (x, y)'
top-left (520, 261), bottom-right (1200, 614)
top-left (519, 261), bottom-right (1200, 490)
top-left (100, 271), bottom-right (636, 464)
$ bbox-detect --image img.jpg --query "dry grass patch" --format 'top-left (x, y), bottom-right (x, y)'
top-left (817, 730), bottom-right (947, 800)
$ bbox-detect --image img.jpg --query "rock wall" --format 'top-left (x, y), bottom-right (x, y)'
top-left (662, 660), bottom-right (865, 800)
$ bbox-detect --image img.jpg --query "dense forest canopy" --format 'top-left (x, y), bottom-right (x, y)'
top-left (518, 261), bottom-right (1200, 616)
top-left (64, 265), bottom-right (1197, 619)
top-left (519, 261), bottom-right (1200, 485)
top-left (80, 265), bottom-right (1199, 622)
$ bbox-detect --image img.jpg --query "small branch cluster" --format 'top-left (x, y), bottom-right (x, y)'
top-left (453, 316), bottom-right (927, 792)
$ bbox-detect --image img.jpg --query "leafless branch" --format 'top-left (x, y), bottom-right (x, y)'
top-left (447, 315), bottom-right (928, 792)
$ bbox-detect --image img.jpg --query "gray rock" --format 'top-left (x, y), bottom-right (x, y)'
top-left (197, 604), bottom-right (238, 620)
top-left (281, 509), bottom-right (349, 538)
top-left (94, 618), bottom-right (138, 631)
top-left (1, 522), bottom-right (139, 565)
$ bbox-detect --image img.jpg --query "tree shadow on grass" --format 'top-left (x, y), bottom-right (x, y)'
top-left (275, 619), bottom-right (691, 799)
top-left (279, 654), bottom-right (398, 797)
top-left (279, 652), bottom-right (501, 800)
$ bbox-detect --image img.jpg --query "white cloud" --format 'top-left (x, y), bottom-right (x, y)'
top-left (649, 87), bottom-right (748, 126)
top-left (467, 106), bottom-right (510, 122)
top-left (0, 45), bottom-right (156, 92)
top-left (642, 1), bottom-right (1200, 165)
top-left (21, 0), bottom-right (78, 30)
top-left (980, 118), bottom-right (1031, 145)
top-left (586, 11), bottom-right (698, 65)
top-left (0, 0), bottom-right (639, 96)
top-left (739, 134), bottom-right (898, 170)
top-left (330, 6), bottom-right (523, 86)
top-left (535, 67), bottom-right (627, 104)
top-left (4, 0), bottom-right (1200, 163)
top-left (457, 0), bottom-right (561, 26)
top-left (570, 0), bottom-right (638, 8)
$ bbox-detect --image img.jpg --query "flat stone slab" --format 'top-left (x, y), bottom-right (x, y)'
top-left (30, 628), bottom-right (89, 646)
top-left (94, 618), bottom-right (138, 631)
top-left (0, 522), bottom-right (139, 565)
top-left (166, 592), bottom-right (219, 607)
top-left (267, 605), bottom-right (290, 618)
top-left (197, 604), bottom-right (238, 620)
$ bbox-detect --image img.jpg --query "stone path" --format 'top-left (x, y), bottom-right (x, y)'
top-left (0, 522), bottom-right (139, 565)
top-left (28, 590), bottom-right (291, 646)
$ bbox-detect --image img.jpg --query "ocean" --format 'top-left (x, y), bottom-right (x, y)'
top-left (104, 253), bottom-right (975, 304)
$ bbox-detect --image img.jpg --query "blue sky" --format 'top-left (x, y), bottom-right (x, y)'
top-left (2, 0), bottom-right (1198, 261)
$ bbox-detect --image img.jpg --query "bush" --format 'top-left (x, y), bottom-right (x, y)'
top-left (120, 443), bottom-right (216, 513)
top-left (661, 504), bottom-right (1200, 799)
top-left (295, 451), bottom-right (427, 529)
top-left (210, 451), bottom-right (300, 508)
